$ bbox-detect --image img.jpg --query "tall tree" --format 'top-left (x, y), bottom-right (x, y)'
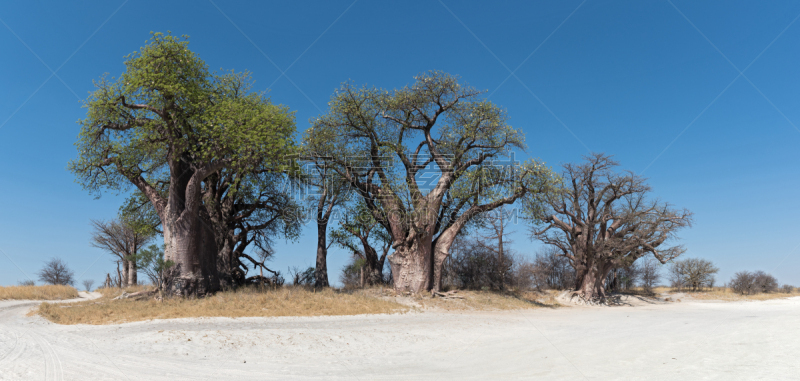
top-left (305, 71), bottom-right (557, 293)
top-left (70, 33), bottom-right (296, 295)
top-left (531, 153), bottom-right (693, 301)
top-left (90, 218), bottom-right (154, 287)
top-left (299, 157), bottom-right (350, 288)
top-left (473, 205), bottom-right (515, 290)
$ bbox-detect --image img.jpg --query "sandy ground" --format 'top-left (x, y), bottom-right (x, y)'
top-left (1, 293), bottom-right (799, 380)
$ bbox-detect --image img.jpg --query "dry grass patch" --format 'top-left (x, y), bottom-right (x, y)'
top-left (36, 286), bottom-right (408, 325)
top-left (0, 285), bottom-right (79, 301)
top-left (681, 288), bottom-right (800, 302)
top-left (408, 289), bottom-right (561, 311)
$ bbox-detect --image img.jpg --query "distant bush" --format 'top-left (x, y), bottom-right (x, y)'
top-left (730, 271), bottom-right (779, 295)
top-left (517, 248), bottom-right (574, 291)
top-left (442, 238), bottom-right (512, 291)
top-left (340, 257), bottom-right (364, 289)
top-left (18, 279), bottom-right (35, 286)
top-left (752, 271), bottom-right (778, 293)
top-left (781, 284), bottom-right (795, 293)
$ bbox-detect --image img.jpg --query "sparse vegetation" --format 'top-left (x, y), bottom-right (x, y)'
top-left (35, 286), bottom-right (408, 325)
top-left (0, 285), bottom-right (79, 300)
top-left (82, 279), bottom-right (94, 292)
top-left (412, 289), bottom-right (560, 311)
top-left (681, 286), bottom-right (800, 301)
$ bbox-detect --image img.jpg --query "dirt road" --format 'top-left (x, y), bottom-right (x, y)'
top-left (1, 294), bottom-right (798, 380)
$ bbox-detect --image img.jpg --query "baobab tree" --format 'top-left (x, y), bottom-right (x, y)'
top-left (306, 71), bottom-right (557, 293)
top-left (70, 33), bottom-right (296, 295)
top-left (531, 153), bottom-right (692, 301)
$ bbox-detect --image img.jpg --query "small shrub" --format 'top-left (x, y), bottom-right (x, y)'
top-left (340, 257), bottom-right (370, 289)
top-left (517, 248), bottom-right (574, 291)
top-left (82, 279), bottom-right (94, 292)
top-left (18, 279), bottom-right (35, 286)
top-left (781, 284), bottom-right (794, 293)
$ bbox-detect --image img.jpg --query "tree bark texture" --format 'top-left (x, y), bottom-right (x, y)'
top-left (315, 222), bottom-right (330, 288)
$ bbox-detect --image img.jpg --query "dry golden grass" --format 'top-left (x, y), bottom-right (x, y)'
top-left (36, 286), bottom-right (409, 325)
top-left (0, 285), bottom-right (79, 301)
top-left (408, 289), bottom-right (561, 311)
top-left (679, 287), bottom-right (800, 302)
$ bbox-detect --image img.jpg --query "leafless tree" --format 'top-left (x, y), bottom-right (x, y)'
top-left (781, 284), bottom-right (794, 293)
top-left (90, 218), bottom-right (153, 287)
top-left (474, 206), bottom-right (515, 290)
top-left (752, 271), bottom-right (778, 293)
top-left (730, 271), bottom-right (755, 295)
top-left (37, 258), bottom-right (74, 286)
top-left (639, 257), bottom-right (661, 293)
top-left (523, 247), bottom-right (575, 291)
top-left (18, 279), bottom-right (35, 286)
top-left (607, 262), bottom-right (641, 292)
top-left (82, 279), bottom-right (95, 292)
top-left (670, 258), bottom-right (718, 291)
top-left (531, 154), bottom-right (693, 300)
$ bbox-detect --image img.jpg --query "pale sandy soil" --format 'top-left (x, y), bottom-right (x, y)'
top-left (1, 293), bottom-right (799, 380)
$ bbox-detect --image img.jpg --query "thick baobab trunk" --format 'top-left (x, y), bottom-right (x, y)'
top-left (431, 221), bottom-right (466, 293)
top-left (315, 223), bottom-right (330, 288)
top-left (388, 235), bottom-right (433, 293)
top-left (127, 259), bottom-right (137, 286)
top-left (362, 245), bottom-right (384, 285)
top-left (163, 208), bottom-right (220, 296)
top-left (120, 260), bottom-right (130, 287)
top-left (574, 261), bottom-right (614, 300)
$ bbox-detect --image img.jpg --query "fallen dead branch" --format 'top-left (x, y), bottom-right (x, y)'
top-left (432, 290), bottom-right (464, 299)
top-left (112, 290), bottom-right (157, 300)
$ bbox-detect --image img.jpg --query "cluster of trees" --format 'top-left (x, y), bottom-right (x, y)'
top-left (729, 271), bottom-right (779, 295)
top-left (71, 32), bottom-right (715, 302)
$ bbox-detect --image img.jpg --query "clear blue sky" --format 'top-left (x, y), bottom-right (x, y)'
top-left (2, 1), bottom-right (799, 287)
